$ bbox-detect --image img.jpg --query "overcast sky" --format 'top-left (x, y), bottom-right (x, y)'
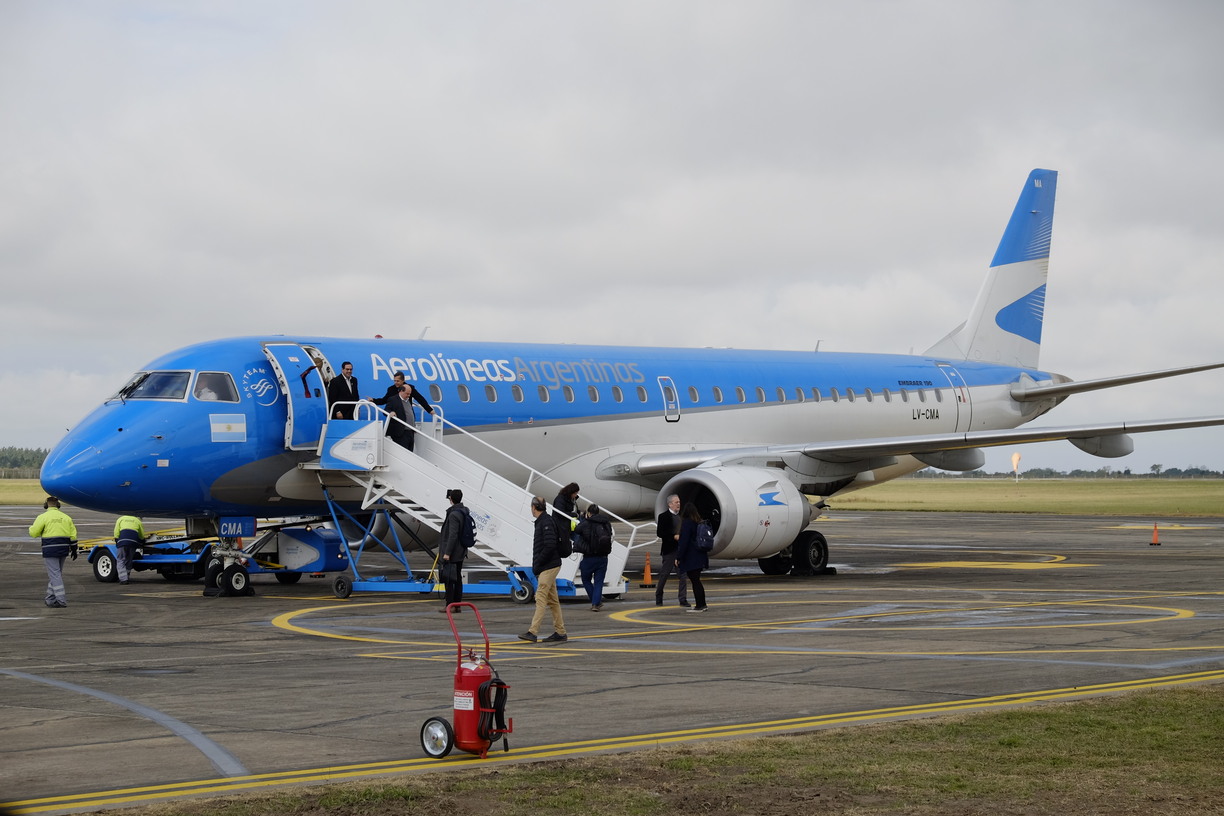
top-left (3, 1), bottom-right (1222, 474)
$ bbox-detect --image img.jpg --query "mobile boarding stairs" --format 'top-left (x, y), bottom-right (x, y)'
top-left (303, 401), bottom-right (649, 602)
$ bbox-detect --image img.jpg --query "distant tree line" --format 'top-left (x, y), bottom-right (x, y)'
top-left (0, 447), bottom-right (48, 479)
top-left (913, 465), bottom-right (1223, 479)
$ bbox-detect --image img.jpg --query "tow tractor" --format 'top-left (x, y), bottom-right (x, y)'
top-left (86, 517), bottom-right (347, 593)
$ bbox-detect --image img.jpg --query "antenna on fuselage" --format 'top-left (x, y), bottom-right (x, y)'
top-left (418, 326), bottom-right (431, 340)
top-left (814, 341), bottom-right (822, 353)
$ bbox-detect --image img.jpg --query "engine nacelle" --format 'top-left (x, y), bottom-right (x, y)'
top-left (656, 466), bottom-right (812, 560)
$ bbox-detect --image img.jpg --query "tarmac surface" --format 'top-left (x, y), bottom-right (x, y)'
top-left (3, 505), bottom-right (1223, 814)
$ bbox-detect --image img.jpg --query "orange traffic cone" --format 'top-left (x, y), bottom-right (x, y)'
top-left (1150, 523), bottom-right (1161, 546)
top-left (640, 552), bottom-right (656, 588)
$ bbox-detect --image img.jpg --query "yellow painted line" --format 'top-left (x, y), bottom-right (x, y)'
top-left (8, 669), bottom-right (1223, 815)
top-left (896, 560), bottom-right (1096, 569)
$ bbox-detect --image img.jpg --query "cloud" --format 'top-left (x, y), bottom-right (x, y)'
top-left (2, 1), bottom-right (1221, 473)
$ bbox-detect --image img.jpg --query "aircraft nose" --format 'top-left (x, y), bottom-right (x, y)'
top-left (39, 442), bottom-right (108, 507)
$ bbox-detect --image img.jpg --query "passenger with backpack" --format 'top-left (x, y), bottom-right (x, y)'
top-left (573, 504), bottom-right (614, 611)
top-left (438, 488), bottom-right (473, 612)
top-left (672, 502), bottom-right (710, 612)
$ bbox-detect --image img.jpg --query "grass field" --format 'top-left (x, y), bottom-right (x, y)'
top-left (5, 477), bottom-right (1222, 515)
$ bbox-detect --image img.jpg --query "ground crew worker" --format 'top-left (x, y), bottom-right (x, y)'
top-left (29, 496), bottom-right (78, 608)
top-left (113, 514), bottom-right (146, 585)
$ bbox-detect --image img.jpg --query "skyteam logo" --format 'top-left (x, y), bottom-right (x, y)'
top-left (758, 491), bottom-right (786, 506)
top-left (242, 366), bottom-right (281, 407)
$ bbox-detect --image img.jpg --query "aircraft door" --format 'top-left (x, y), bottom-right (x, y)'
top-left (936, 363), bottom-right (972, 432)
top-left (262, 343), bottom-right (330, 450)
top-left (658, 376), bottom-right (681, 422)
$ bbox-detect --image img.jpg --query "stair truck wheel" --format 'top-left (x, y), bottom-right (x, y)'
top-left (420, 716), bottom-right (455, 758)
top-left (333, 574), bottom-right (352, 598)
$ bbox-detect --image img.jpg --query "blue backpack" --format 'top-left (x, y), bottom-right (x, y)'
top-left (695, 521), bottom-right (715, 552)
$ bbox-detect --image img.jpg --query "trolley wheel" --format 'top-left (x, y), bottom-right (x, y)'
top-left (511, 583), bottom-right (534, 604)
top-left (92, 552), bottom-right (119, 583)
top-left (275, 571), bottom-right (303, 585)
top-left (220, 564), bottom-right (249, 596)
top-left (203, 558), bottom-right (224, 589)
top-left (333, 575), bottom-right (352, 598)
top-left (420, 717), bottom-right (455, 759)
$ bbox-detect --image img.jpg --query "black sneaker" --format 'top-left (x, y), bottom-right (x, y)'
top-left (679, 601), bottom-right (692, 608)
top-left (517, 632), bottom-right (537, 642)
top-left (542, 632), bottom-right (568, 643)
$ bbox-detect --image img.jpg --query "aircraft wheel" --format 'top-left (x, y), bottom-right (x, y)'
top-left (220, 564), bottom-right (250, 596)
top-left (511, 583), bottom-right (534, 604)
top-left (790, 530), bottom-right (829, 575)
top-left (757, 550), bottom-right (792, 576)
top-left (275, 572), bottom-right (303, 585)
top-left (93, 552), bottom-right (119, 583)
top-left (203, 559), bottom-right (224, 589)
top-left (420, 717), bottom-right (455, 759)
top-left (333, 575), bottom-right (352, 598)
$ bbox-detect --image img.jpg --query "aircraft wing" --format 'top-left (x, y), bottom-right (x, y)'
top-left (604, 415), bottom-right (1224, 479)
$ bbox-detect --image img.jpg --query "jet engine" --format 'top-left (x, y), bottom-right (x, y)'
top-left (656, 466), bottom-right (813, 562)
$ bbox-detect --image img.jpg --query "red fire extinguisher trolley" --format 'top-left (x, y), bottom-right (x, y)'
top-left (420, 602), bottom-right (512, 759)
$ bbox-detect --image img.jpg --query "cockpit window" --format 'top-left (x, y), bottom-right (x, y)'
top-left (194, 372), bottom-right (239, 402)
top-left (114, 371), bottom-right (191, 400)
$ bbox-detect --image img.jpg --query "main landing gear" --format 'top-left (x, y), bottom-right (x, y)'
top-left (757, 530), bottom-right (834, 576)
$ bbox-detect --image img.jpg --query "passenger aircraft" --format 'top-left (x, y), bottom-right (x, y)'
top-left (40, 169), bottom-right (1224, 576)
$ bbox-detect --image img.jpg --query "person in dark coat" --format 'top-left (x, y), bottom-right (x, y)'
top-left (574, 504), bottom-right (614, 611)
top-left (552, 482), bottom-right (580, 547)
top-left (672, 502), bottom-right (708, 612)
top-left (654, 493), bottom-right (689, 607)
top-left (437, 489), bottom-right (468, 612)
top-left (384, 382), bottom-right (434, 451)
top-left (326, 361), bottom-right (360, 420)
top-left (519, 496), bottom-right (567, 643)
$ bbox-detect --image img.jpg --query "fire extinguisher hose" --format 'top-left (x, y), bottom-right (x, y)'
top-left (477, 668), bottom-right (510, 742)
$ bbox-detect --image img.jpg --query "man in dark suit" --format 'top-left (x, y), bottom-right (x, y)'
top-left (385, 382), bottom-right (434, 452)
top-left (326, 361), bottom-right (360, 420)
top-left (654, 493), bottom-right (689, 607)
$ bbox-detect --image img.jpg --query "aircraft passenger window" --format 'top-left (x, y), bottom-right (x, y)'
top-left (588, 385), bottom-right (599, 403)
top-left (688, 386), bottom-right (699, 404)
top-left (118, 371), bottom-right (191, 400)
top-left (636, 386), bottom-right (648, 402)
top-left (830, 388), bottom-right (840, 403)
top-left (882, 389), bottom-right (892, 403)
top-left (847, 389), bottom-right (856, 403)
top-left (712, 386), bottom-right (724, 403)
top-left (512, 385), bottom-right (524, 402)
top-left (900, 389), bottom-right (909, 402)
top-left (795, 388), bottom-right (805, 403)
top-left (563, 386), bottom-right (575, 403)
top-left (935, 389), bottom-right (944, 402)
top-left (917, 389), bottom-right (926, 402)
top-left (811, 388), bottom-right (821, 402)
top-left (776, 387), bottom-right (787, 403)
top-left (612, 386), bottom-right (623, 403)
top-left (485, 385), bottom-right (498, 403)
top-left (735, 387), bottom-right (746, 403)
top-left (662, 385), bottom-right (676, 404)
top-left (458, 384), bottom-right (471, 402)
top-left (864, 389), bottom-right (874, 402)
top-left (194, 372), bottom-right (238, 402)
top-left (538, 385), bottom-right (550, 403)
top-left (430, 384), bottom-right (443, 402)
top-left (755, 387), bottom-right (766, 403)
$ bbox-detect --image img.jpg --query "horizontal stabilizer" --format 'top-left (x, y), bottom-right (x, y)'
top-left (1012, 361), bottom-right (1224, 402)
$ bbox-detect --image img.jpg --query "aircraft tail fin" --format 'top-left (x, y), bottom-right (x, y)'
top-left (926, 168), bottom-right (1057, 369)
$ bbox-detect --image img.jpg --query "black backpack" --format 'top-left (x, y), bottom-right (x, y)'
top-left (695, 521), bottom-right (715, 552)
top-left (455, 507), bottom-right (476, 551)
